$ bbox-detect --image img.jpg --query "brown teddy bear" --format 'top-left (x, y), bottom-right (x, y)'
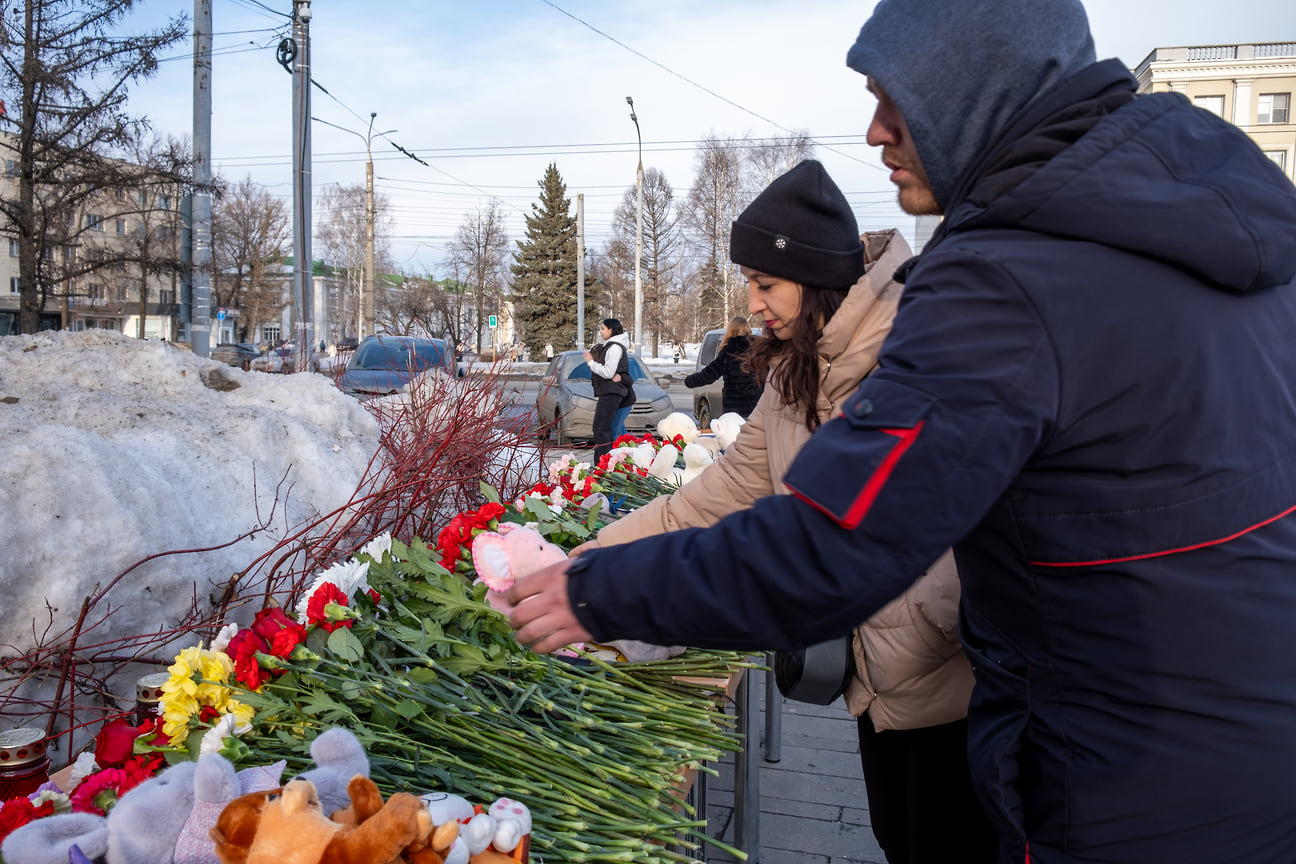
top-left (210, 776), bottom-right (432, 864)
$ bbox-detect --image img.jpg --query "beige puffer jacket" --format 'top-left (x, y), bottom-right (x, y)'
top-left (596, 230), bottom-right (974, 731)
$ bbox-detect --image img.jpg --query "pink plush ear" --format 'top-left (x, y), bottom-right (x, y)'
top-left (472, 532), bottom-right (515, 591)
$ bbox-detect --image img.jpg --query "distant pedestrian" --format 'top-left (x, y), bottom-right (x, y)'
top-left (684, 315), bottom-right (764, 420)
top-left (544, 343), bottom-right (554, 360)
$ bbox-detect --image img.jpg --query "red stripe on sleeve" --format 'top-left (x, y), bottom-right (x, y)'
top-left (788, 421), bottom-right (924, 530)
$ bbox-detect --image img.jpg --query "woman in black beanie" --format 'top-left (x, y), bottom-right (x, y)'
top-left (586, 160), bottom-right (996, 864)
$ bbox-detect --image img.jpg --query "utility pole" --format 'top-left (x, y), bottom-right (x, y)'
top-left (364, 124), bottom-right (374, 339)
top-left (290, 0), bottom-right (313, 362)
top-left (576, 193), bottom-right (585, 349)
top-left (190, 0), bottom-right (213, 356)
top-left (627, 97), bottom-right (643, 353)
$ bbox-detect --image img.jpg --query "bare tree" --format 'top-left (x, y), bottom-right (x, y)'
top-left (211, 175), bottom-right (290, 344)
top-left (446, 200), bottom-right (509, 352)
top-left (316, 183), bottom-right (392, 340)
top-left (682, 135), bottom-right (744, 325)
top-left (608, 167), bottom-right (681, 354)
top-left (0, 0), bottom-right (188, 333)
top-left (744, 133), bottom-right (816, 198)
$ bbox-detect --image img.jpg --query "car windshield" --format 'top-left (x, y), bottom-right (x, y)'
top-left (564, 356), bottom-right (651, 382)
top-left (352, 339), bottom-right (446, 371)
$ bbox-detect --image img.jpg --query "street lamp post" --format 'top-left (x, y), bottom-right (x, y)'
top-left (314, 113), bottom-right (395, 341)
top-left (627, 96), bottom-right (643, 354)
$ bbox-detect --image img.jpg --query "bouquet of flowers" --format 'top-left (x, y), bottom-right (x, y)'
top-left (154, 484), bottom-right (751, 863)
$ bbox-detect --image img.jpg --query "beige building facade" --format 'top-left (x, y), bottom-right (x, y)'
top-left (1134, 41), bottom-right (1296, 180)
top-left (1, 133), bottom-right (185, 337)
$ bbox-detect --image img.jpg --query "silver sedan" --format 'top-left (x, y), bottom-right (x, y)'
top-left (536, 350), bottom-right (674, 445)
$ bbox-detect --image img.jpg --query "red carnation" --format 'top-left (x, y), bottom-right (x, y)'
top-left (0, 795), bottom-right (55, 842)
top-left (307, 582), bottom-right (351, 632)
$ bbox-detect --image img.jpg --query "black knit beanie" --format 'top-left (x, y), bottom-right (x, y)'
top-left (730, 160), bottom-right (866, 290)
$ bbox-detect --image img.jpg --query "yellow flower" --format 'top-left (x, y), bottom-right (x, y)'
top-left (158, 642), bottom-right (242, 747)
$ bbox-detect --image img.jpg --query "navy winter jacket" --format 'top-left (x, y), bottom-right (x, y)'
top-left (567, 61), bottom-right (1296, 862)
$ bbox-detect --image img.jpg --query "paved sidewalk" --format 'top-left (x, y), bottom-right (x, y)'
top-left (698, 670), bottom-right (887, 864)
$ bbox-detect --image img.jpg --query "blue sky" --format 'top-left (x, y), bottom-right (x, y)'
top-left (124, 0), bottom-right (1294, 275)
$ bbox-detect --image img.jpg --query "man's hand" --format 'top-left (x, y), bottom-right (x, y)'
top-left (569, 539), bottom-right (600, 557)
top-left (505, 559), bottom-right (594, 654)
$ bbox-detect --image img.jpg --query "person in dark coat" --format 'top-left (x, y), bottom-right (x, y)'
top-left (506, 2), bottom-right (1296, 862)
top-left (683, 316), bottom-right (764, 420)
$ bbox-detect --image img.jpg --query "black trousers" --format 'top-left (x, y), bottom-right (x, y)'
top-left (856, 713), bottom-right (999, 864)
top-left (591, 393), bottom-right (621, 463)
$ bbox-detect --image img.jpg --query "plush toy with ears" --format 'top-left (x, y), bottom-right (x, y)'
top-left (238, 777), bottom-right (432, 864)
top-left (472, 525), bottom-right (684, 664)
top-left (470, 524), bottom-right (566, 617)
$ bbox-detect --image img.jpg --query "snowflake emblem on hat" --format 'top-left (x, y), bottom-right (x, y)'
top-left (775, 235), bottom-right (788, 250)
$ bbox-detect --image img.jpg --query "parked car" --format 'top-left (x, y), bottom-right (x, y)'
top-left (253, 343), bottom-right (324, 374)
top-left (339, 334), bottom-right (458, 400)
top-left (335, 336), bottom-right (359, 353)
top-left (536, 350), bottom-right (674, 445)
top-left (210, 342), bottom-right (261, 371)
top-left (690, 326), bottom-right (760, 430)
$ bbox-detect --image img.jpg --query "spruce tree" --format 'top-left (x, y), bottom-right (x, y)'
top-left (510, 163), bottom-right (582, 351)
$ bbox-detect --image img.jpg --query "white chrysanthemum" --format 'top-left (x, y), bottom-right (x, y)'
top-left (358, 532), bottom-right (392, 563)
top-left (210, 622), bottom-right (239, 654)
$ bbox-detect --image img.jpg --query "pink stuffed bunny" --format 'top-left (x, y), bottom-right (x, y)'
top-left (470, 524), bottom-right (566, 616)
top-left (471, 523), bottom-right (685, 663)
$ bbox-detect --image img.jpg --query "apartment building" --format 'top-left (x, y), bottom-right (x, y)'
top-left (1, 134), bottom-right (184, 337)
top-left (1134, 41), bottom-right (1296, 180)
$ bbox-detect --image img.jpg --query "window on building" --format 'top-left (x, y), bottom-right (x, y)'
top-left (4, 160), bottom-right (16, 178)
top-left (156, 193), bottom-right (171, 211)
top-left (1193, 95), bottom-right (1225, 117)
top-left (8, 239), bottom-right (18, 258)
top-left (9, 277), bottom-right (19, 295)
top-left (263, 325), bottom-right (281, 345)
top-left (116, 218), bottom-right (127, 234)
top-left (159, 289), bottom-right (175, 305)
top-left (85, 213), bottom-right (104, 231)
top-left (114, 187), bottom-right (127, 202)
top-left (1263, 150), bottom-right (1288, 172)
top-left (87, 283), bottom-right (104, 302)
top-left (1258, 93), bottom-right (1291, 124)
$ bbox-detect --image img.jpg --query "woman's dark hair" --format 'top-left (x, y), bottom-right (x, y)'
top-left (745, 285), bottom-right (848, 431)
top-left (602, 318), bottom-right (624, 337)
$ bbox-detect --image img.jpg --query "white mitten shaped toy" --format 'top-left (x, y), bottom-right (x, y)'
top-left (471, 524), bottom-right (567, 618)
top-left (669, 442), bottom-right (715, 487)
top-left (647, 444), bottom-right (680, 480)
top-left (710, 412), bottom-right (747, 451)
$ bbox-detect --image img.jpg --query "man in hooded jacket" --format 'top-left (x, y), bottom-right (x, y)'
top-left (506, 2), bottom-right (1296, 861)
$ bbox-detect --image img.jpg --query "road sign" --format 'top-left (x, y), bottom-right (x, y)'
top-left (488, 315), bottom-right (497, 328)
top-left (217, 308), bottom-right (226, 320)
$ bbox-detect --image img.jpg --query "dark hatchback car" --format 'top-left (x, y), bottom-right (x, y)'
top-left (339, 335), bottom-right (458, 400)
top-left (210, 342), bottom-right (261, 371)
